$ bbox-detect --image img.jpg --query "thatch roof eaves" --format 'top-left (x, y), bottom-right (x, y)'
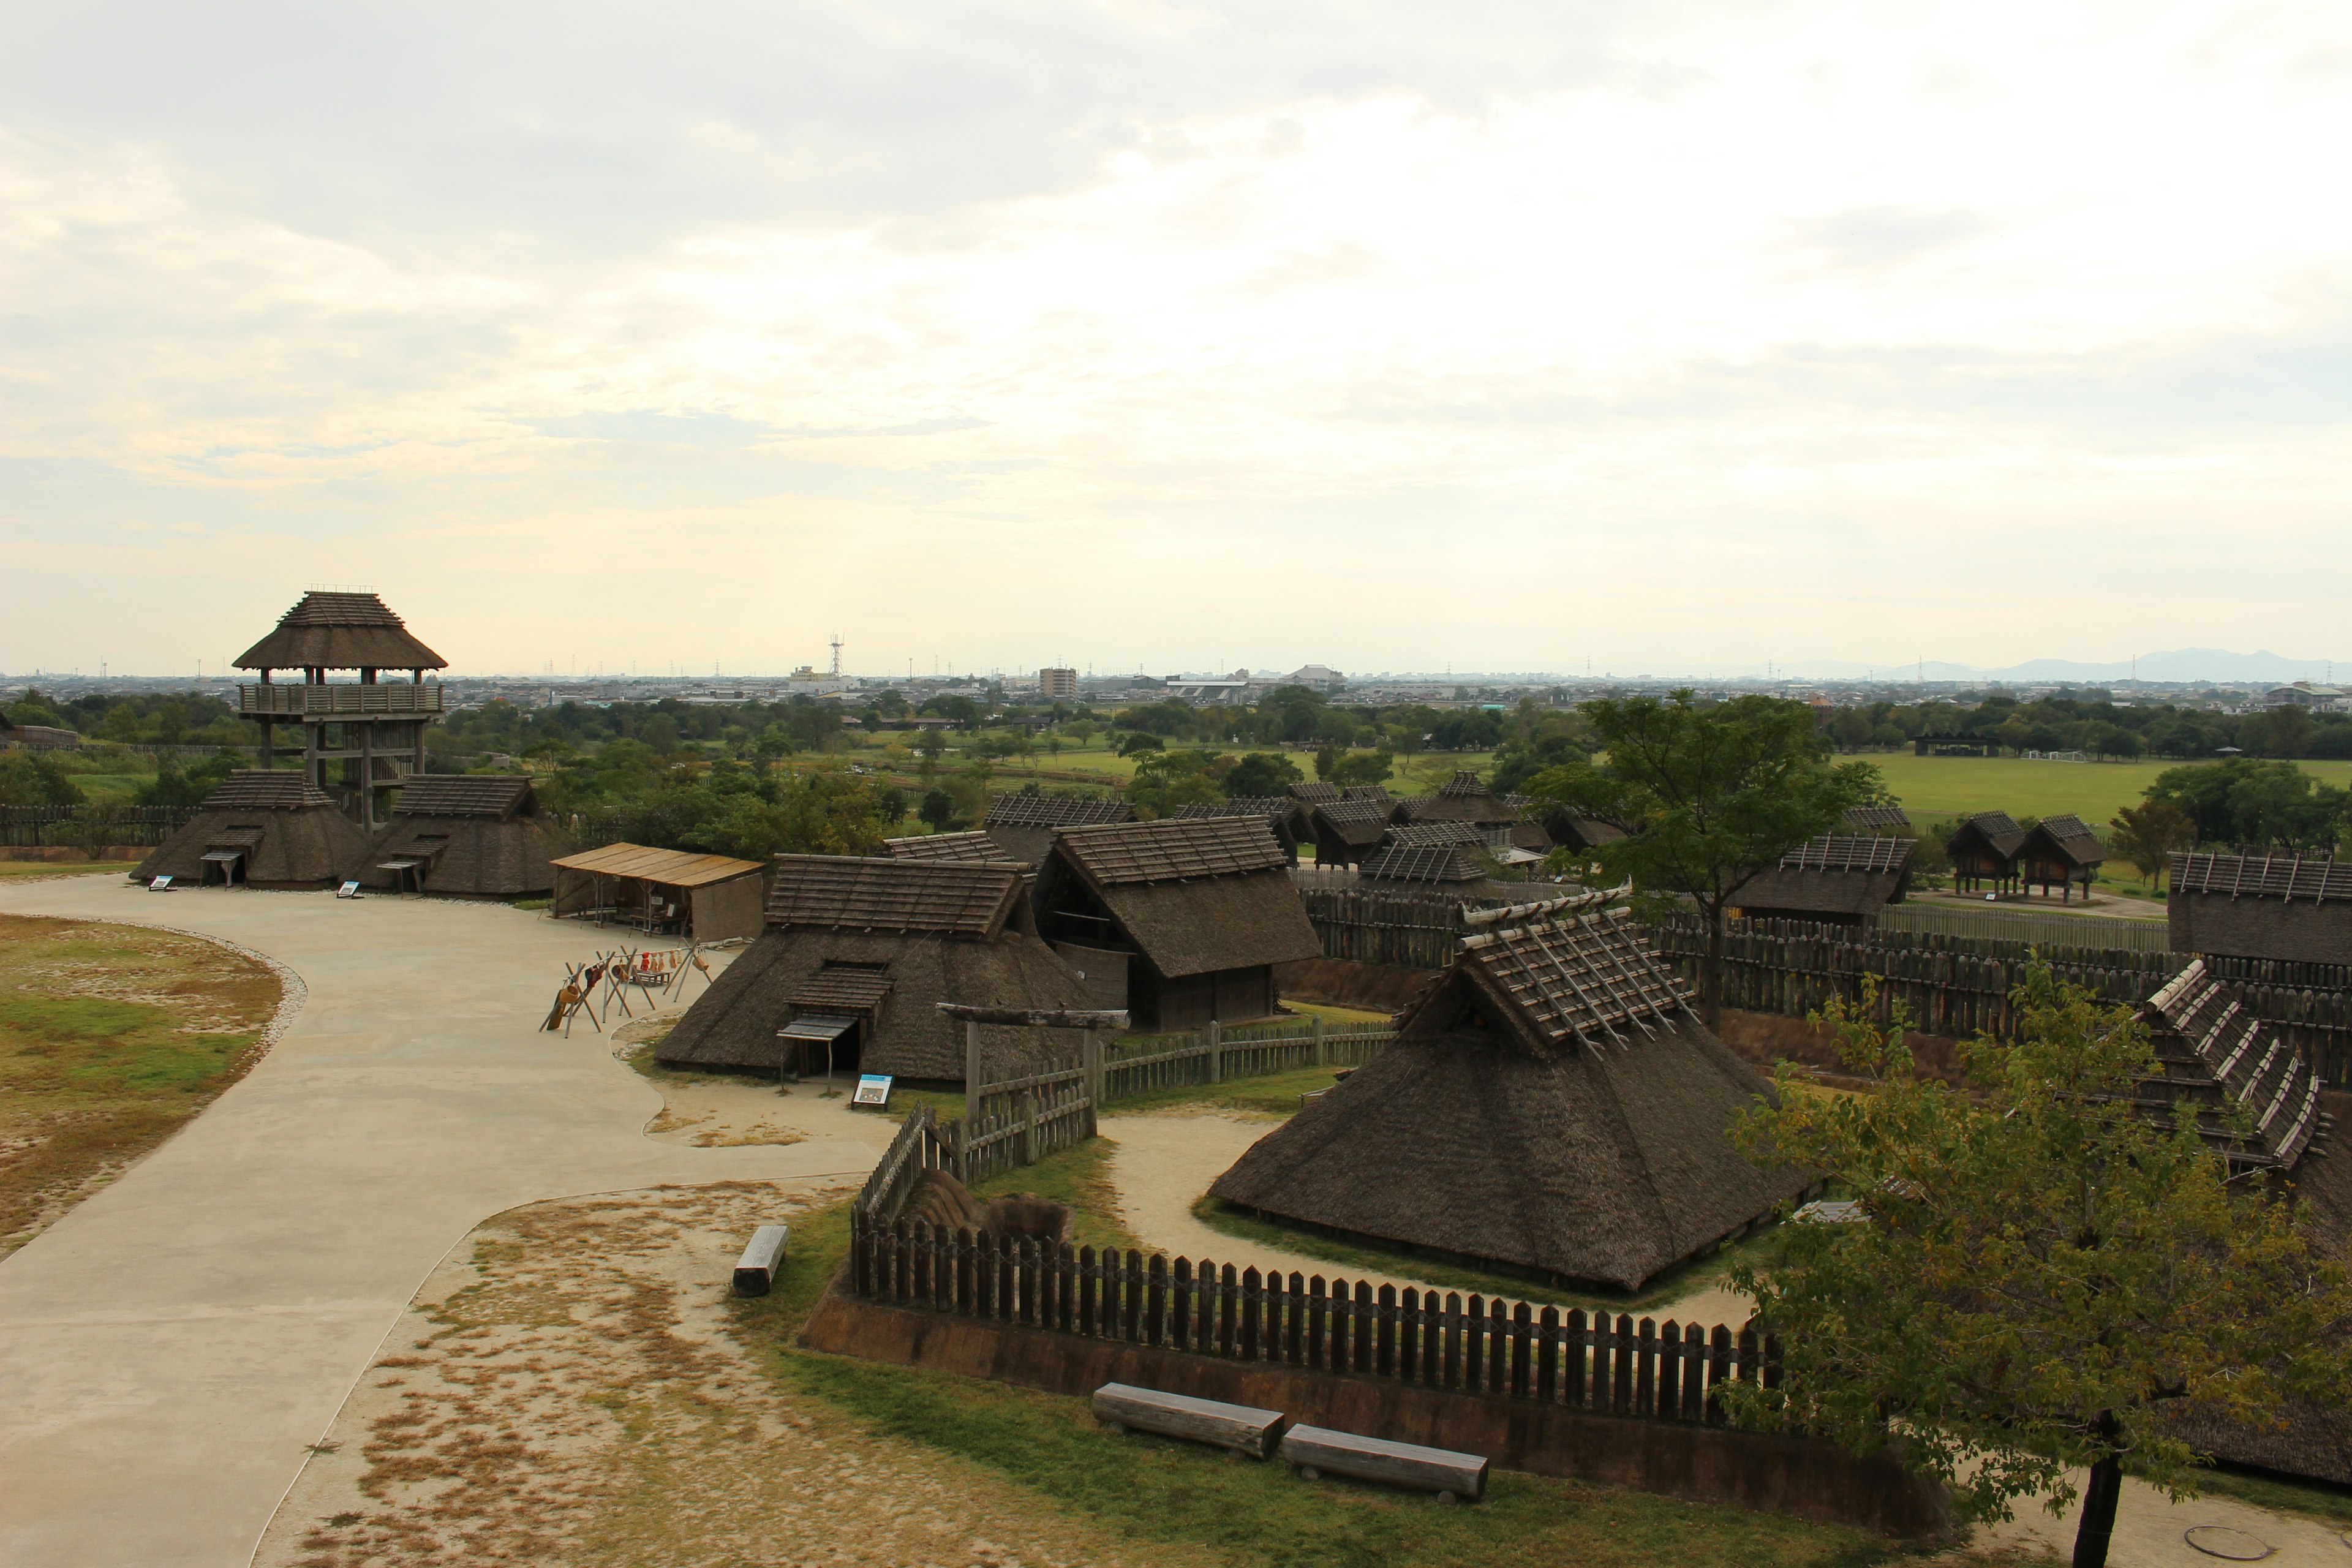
top-left (883, 831), bottom-right (1016, 865)
top-left (1843, 805), bottom-right (1913, 832)
top-left (1385, 821), bottom-right (1484, 849)
top-left (2171, 853), bottom-right (2352, 901)
top-left (1777, 835), bottom-right (1913, 874)
top-left (1054, 816), bottom-right (1287, 886)
top-left (393, 774), bottom-right (533, 820)
top-left (200, 771), bottom-right (337, 812)
top-left (766, 856), bottom-right (1018, 937)
top-left (1090, 870), bottom-right (1322, 978)
top-left (234, 592), bottom-right (448, 672)
top-left (1358, 843), bottom-right (1486, 884)
top-left (1446, 909), bottom-right (1695, 1049)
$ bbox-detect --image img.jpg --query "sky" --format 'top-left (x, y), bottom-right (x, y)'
top-left (3, 0), bottom-right (2348, 680)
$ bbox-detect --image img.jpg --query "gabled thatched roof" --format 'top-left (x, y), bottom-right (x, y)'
top-left (369, 801), bottom-right (572, 898)
top-left (234, 592), bottom-right (447, 673)
top-left (1210, 911), bottom-right (1807, 1289)
top-left (1359, 843), bottom-right (1486, 884)
top-left (1385, 821), bottom-right (1483, 849)
top-left (1542, 810), bottom-right (1629, 853)
top-left (1843, 805), bottom-right (1913, 832)
top-left (1735, 835), bottom-right (1913, 918)
top-left (200, 770), bottom-right (337, 812)
top-left (984, 794), bottom-right (1131, 829)
top-left (1171, 797), bottom-right (1302, 860)
top-left (1341, 785), bottom-right (1392, 804)
top-left (1395, 775), bottom-right (1517, 826)
top-left (883, 831), bottom-right (1016, 865)
top-left (393, 774), bottom-right (533, 820)
top-left (1949, 812), bottom-right (2026, 859)
top-left (2018, 814), bottom-right (2105, 870)
top-left (1310, 798), bottom-right (1391, 850)
top-left (766, 856), bottom-right (1020, 937)
top-left (135, 776), bottom-right (374, 888)
top-left (1044, 818), bottom-right (1320, 978)
top-left (2171, 853), bottom-right (2352, 900)
top-left (2136, 960), bottom-right (2323, 1172)
top-left (1288, 781), bottom-right (1341, 804)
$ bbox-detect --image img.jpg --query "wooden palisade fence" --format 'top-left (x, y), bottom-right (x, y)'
top-left (1, 804), bottom-right (198, 849)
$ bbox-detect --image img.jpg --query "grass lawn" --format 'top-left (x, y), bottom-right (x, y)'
top-left (0, 913), bottom-right (280, 1254)
top-left (739, 1198), bottom-right (2007, 1568)
top-left (1864, 753), bottom-right (2350, 829)
top-left (0, 860), bottom-right (138, 881)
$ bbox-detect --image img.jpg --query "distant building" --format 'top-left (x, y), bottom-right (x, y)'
top-left (0, 712), bottom-right (80, 751)
top-left (1280, 665), bottom-right (1346, 693)
top-left (2264, 682), bottom-right (2346, 712)
top-left (1161, 669), bottom-right (1254, 704)
top-left (1038, 667), bottom-right (1079, 703)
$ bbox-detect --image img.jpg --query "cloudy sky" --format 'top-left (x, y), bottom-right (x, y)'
top-left (4, 0), bottom-right (2348, 679)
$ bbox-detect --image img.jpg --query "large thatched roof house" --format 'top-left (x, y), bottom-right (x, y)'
top-left (2015, 814), bottom-right (2105, 902)
top-left (657, 857), bottom-right (1095, 1084)
top-left (2168, 853), bottom-right (2352, 966)
top-left (1210, 908), bottom-right (1811, 1291)
top-left (1033, 816), bottom-right (1320, 1031)
top-left (134, 771), bottom-right (375, 889)
top-left (1733, 835), bottom-right (1915, 925)
top-left (366, 775), bottom-right (572, 898)
top-left (981, 793), bottom-right (1133, 865)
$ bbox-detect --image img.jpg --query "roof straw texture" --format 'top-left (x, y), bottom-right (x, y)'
top-left (767, 856), bottom-right (1018, 936)
top-left (1054, 816), bottom-right (1288, 885)
top-left (233, 591), bottom-right (448, 671)
top-left (1777, 835), bottom-right (1912, 873)
top-left (393, 775), bottom-right (533, 820)
top-left (1843, 805), bottom-right (1913, 831)
top-left (1357, 843), bottom-right (1485, 884)
top-left (883, 831), bottom-right (1016, 865)
top-left (2171, 853), bottom-right (2351, 901)
top-left (1385, 821), bottom-right (1485, 849)
top-left (1453, 908), bottom-right (1694, 1048)
top-left (984, 794), bottom-right (1133, 829)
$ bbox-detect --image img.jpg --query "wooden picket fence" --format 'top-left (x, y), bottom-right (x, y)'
top-left (846, 1210), bottom-right (1778, 1427)
top-left (1101, 1015), bottom-right (1393, 1100)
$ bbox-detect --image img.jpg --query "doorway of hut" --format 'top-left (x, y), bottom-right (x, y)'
top-left (779, 1013), bottom-right (862, 1091)
top-left (199, 849), bottom-right (247, 886)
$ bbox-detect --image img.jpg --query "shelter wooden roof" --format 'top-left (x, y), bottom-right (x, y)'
top-left (1054, 816), bottom-right (1288, 885)
top-left (549, 842), bottom-right (763, 888)
top-left (200, 770), bottom-right (337, 812)
top-left (393, 774), bottom-right (532, 820)
top-left (766, 856), bottom-right (1019, 936)
top-left (1452, 909), bottom-right (1695, 1049)
top-left (234, 591), bottom-right (448, 672)
top-left (882, 831), bottom-right (1015, 865)
top-left (2019, 813), bottom-right (2105, 869)
top-left (984, 794), bottom-right (1133, 829)
top-left (2171, 853), bottom-right (2352, 902)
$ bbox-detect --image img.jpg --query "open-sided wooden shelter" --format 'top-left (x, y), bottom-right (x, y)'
top-left (134, 771), bottom-right (374, 889)
top-left (656, 856), bottom-right (1093, 1084)
top-left (1946, 812), bottom-right (2027, 894)
top-left (1733, 835), bottom-right (1914, 925)
top-left (982, 793), bottom-right (1133, 866)
top-left (1033, 816), bottom-right (1320, 1031)
top-left (366, 775), bottom-right (571, 897)
top-left (2168, 853), bottom-right (2352, 965)
top-left (549, 843), bottom-right (765, 941)
top-left (2015, 814), bottom-right (2105, 902)
top-left (1210, 908), bottom-right (1811, 1290)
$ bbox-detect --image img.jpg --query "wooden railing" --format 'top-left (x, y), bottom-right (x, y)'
top-left (1102, 1016), bottom-right (1393, 1099)
top-left (238, 684), bottom-right (444, 717)
top-left (846, 1216), bottom-right (1777, 1428)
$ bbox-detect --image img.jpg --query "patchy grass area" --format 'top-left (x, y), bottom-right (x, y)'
top-left (0, 913), bottom-right (279, 1254)
top-left (1109, 1064), bottom-right (1349, 1120)
top-left (0, 859), bottom-right (136, 881)
top-left (970, 1135), bottom-right (1145, 1254)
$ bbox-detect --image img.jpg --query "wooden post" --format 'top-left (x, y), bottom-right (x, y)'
top-left (965, 1019), bottom-right (982, 1127)
top-left (1312, 1012), bottom-right (1325, 1066)
top-left (1083, 1028), bottom-right (1102, 1136)
top-left (1022, 1086), bottom-right (1037, 1166)
top-left (1208, 1019), bottom-right (1222, 1084)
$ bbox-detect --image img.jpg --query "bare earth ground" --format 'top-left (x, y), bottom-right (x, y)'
top-left (256, 1182), bottom-right (1223, 1568)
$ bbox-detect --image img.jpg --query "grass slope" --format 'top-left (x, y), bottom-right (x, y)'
top-left (0, 913), bottom-right (280, 1253)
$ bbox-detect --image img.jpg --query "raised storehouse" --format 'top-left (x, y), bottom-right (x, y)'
top-left (2168, 853), bottom-right (2352, 966)
top-left (657, 857), bottom-right (1094, 1084)
top-left (234, 591), bottom-right (448, 831)
top-left (1307, 797), bottom-right (1392, 868)
top-left (1210, 908), bottom-right (1812, 1291)
top-left (982, 793), bottom-right (1133, 866)
top-left (1946, 812), bottom-right (2027, 895)
top-left (366, 775), bottom-right (572, 898)
top-left (1033, 816), bottom-right (1321, 1031)
top-left (134, 771), bottom-right (375, 889)
top-left (2135, 960), bottom-right (2325, 1172)
top-left (883, 831), bottom-right (1016, 865)
top-left (2015, 814), bottom-right (2105, 902)
top-left (1171, 797), bottom-right (1303, 864)
top-left (548, 843), bottom-right (766, 941)
top-left (1733, 835), bottom-right (1915, 925)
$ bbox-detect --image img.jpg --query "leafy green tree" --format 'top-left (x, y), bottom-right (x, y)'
top-left (1116, 731), bottom-right (1164, 758)
top-left (2147, 757), bottom-right (2348, 851)
top-left (1526, 693), bottom-right (1875, 1022)
top-left (1727, 971), bottom-right (2352, 1568)
top-left (918, 788), bottom-right (957, 832)
top-left (1313, 743), bottom-right (1338, 781)
top-left (0, 751), bottom-right (86, 807)
top-left (1223, 752), bottom-right (1303, 797)
top-left (1327, 749), bottom-right (1393, 789)
top-left (2108, 799), bottom-right (2195, 889)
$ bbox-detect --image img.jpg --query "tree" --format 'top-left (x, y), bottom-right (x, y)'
top-left (1726, 971), bottom-right (2352, 1568)
top-left (1117, 731), bottom-right (1164, 758)
top-left (918, 788), bottom-right (957, 832)
top-left (1327, 749), bottom-right (1392, 788)
top-left (2108, 799), bottom-right (2195, 889)
top-left (2147, 757), bottom-right (2348, 851)
top-left (0, 751), bottom-right (85, 808)
top-left (1526, 693), bottom-right (1876, 1022)
top-left (1223, 751), bottom-right (1303, 797)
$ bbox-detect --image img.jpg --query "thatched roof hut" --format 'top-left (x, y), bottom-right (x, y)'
top-left (1307, 797), bottom-right (1391, 867)
top-left (1288, 781), bottom-right (1341, 806)
top-left (1733, 835), bottom-right (1915, 925)
top-left (363, 775), bottom-right (571, 898)
top-left (134, 771), bottom-right (375, 889)
top-left (1210, 908), bottom-right (1811, 1290)
top-left (1342, 784), bottom-right (1391, 805)
top-left (233, 590), bottom-right (448, 674)
top-left (982, 793), bottom-right (1133, 865)
top-left (657, 857), bottom-right (1093, 1084)
top-left (1543, 810), bottom-right (1630, 856)
top-left (1393, 771), bottom-right (1517, 827)
top-left (1034, 816), bottom-right (1321, 1031)
top-left (548, 843), bottom-right (766, 941)
top-left (2167, 853), bottom-right (2352, 965)
top-left (1358, 842), bottom-right (1488, 886)
top-left (2015, 814), bottom-right (2105, 902)
top-left (1172, 797), bottom-right (1303, 864)
top-left (883, 831), bottom-right (1016, 865)
top-left (2135, 959), bottom-right (2324, 1174)
top-left (1842, 805), bottom-right (1912, 834)
top-left (1384, 821), bottom-right (1484, 850)
top-left (1947, 812), bottom-right (2026, 894)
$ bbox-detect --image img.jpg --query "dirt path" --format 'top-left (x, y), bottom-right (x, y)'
top-left (257, 1182), bottom-right (1221, 1568)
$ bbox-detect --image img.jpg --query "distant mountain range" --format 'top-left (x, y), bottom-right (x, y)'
top-left (1780, 649), bottom-right (2346, 685)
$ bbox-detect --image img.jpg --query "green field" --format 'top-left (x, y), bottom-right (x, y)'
top-left (1863, 753), bottom-right (2350, 828)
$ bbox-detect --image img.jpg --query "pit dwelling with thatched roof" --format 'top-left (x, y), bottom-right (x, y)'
top-left (135, 771), bottom-right (375, 889)
top-left (1031, 816), bottom-right (1321, 1032)
top-left (2167, 852), bottom-right (2352, 965)
top-left (1210, 905), bottom-right (1812, 1291)
top-left (657, 856), bottom-right (1096, 1085)
top-left (1732, 835), bottom-right (1915, 925)
top-left (981, 793), bottom-right (1132, 866)
top-left (366, 775), bottom-right (573, 898)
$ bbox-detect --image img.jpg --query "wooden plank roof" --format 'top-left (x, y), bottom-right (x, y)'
top-left (2171, 853), bottom-right (2352, 902)
top-left (766, 856), bottom-right (1019, 935)
top-left (1776, 835), bottom-right (1914, 873)
top-left (881, 831), bottom-right (1014, 865)
top-left (1054, 816), bottom-right (1288, 886)
top-left (549, 842), bottom-right (764, 888)
top-left (393, 774), bottom-right (532, 820)
top-left (984, 794), bottom-right (1133, 829)
top-left (200, 770), bottom-right (337, 812)
top-left (1460, 908), bottom-right (1695, 1049)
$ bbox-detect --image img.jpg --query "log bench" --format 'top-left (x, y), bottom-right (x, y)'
top-left (731, 1225), bottom-right (791, 1297)
top-left (1280, 1424), bottom-right (1488, 1501)
top-left (1091, 1383), bottom-right (1286, 1459)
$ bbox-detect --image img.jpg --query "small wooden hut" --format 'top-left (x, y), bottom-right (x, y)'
top-left (548, 843), bottom-right (765, 941)
top-left (656, 857), bottom-right (1093, 1084)
top-left (1171, 797), bottom-right (1303, 864)
top-left (134, 771), bottom-right (375, 888)
top-left (1209, 908), bottom-right (1812, 1291)
top-left (366, 775), bottom-right (572, 897)
top-left (2015, 814), bottom-right (2105, 902)
top-left (1733, 835), bottom-right (1915, 925)
top-left (1033, 816), bottom-right (1320, 1031)
top-left (1946, 812), bottom-right (2026, 894)
top-left (982, 793), bottom-right (1133, 866)
top-left (2167, 853), bottom-right (2352, 965)
top-left (1306, 798), bottom-right (1391, 868)
top-left (883, 831), bottom-right (1015, 865)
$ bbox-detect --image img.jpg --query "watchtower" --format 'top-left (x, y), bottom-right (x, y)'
top-left (233, 590), bottom-right (447, 831)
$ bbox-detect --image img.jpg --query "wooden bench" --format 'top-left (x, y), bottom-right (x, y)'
top-left (1091, 1383), bottom-right (1286, 1459)
top-left (731, 1225), bottom-right (790, 1297)
top-left (1280, 1424), bottom-right (1487, 1501)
